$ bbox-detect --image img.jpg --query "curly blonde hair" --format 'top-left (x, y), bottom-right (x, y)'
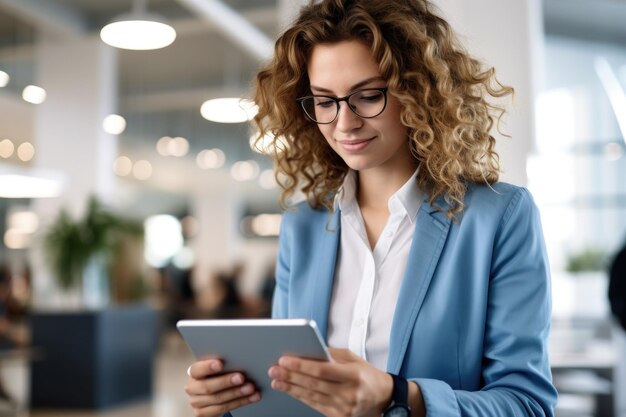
top-left (253, 0), bottom-right (513, 217)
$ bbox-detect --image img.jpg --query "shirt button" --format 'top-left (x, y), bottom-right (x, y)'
top-left (356, 318), bottom-right (366, 327)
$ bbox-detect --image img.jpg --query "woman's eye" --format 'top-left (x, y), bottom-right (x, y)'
top-left (358, 92), bottom-right (383, 102)
top-left (316, 99), bottom-right (335, 108)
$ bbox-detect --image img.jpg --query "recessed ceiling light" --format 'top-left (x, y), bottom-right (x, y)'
top-left (22, 85), bottom-right (47, 104)
top-left (0, 70), bottom-right (9, 88)
top-left (103, 114), bottom-right (127, 135)
top-left (17, 142), bottom-right (35, 162)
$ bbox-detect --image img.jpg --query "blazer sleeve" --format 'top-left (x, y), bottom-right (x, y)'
top-left (413, 188), bottom-right (558, 417)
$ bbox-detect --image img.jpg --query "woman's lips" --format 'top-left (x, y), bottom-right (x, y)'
top-left (337, 137), bottom-right (376, 152)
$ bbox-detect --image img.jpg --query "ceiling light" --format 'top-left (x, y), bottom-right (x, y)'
top-left (17, 142), bottom-right (35, 162)
top-left (114, 156), bottom-right (133, 176)
top-left (133, 160), bottom-right (153, 180)
top-left (0, 167), bottom-right (65, 198)
top-left (8, 210), bottom-right (39, 234)
top-left (0, 139), bottom-right (14, 158)
top-left (196, 148), bottom-right (225, 170)
top-left (103, 114), bottom-right (127, 134)
top-left (4, 229), bottom-right (32, 250)
top-left (100, 0), bottom-right (176, 51)
top-left (0, 71), bottom-right (9, 87)
top-left (230, 160), bottom-right (259, 181)
top-left (166, 136), bottom-right (189, 157)
top-left (156, 136), bottom-right (171, 156)
top-left (22, 85), bottom-right (47, 104)
top-left (259, 169), bottom-right (278, 190)
top-left (200, 98), bottom-right (258, 123)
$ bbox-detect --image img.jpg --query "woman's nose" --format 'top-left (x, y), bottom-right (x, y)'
top-left (335, 102), bottom-right (362, 132)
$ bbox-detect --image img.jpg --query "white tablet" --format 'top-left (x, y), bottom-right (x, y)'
top-left (177, 318), bottom-right (331, 417)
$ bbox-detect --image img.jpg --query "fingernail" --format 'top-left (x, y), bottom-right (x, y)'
top-left (231, 374), bottom-right (243, 385)
top-left (278, 357), bottom-right (292, 368)
top-left (268, 368), bottom-right (279, 378)
top-left (210, 362), bottom-right (221, 371)
top-left (241, 384), bottom-right (254, 395)
top-left (249, 393), bottom-right (261, 403)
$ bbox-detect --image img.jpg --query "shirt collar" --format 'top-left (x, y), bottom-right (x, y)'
top-left (388, 167), bottom-right (422, 224)
top-left (335, 170), bottom-right (358, 213)
top-left (335, 168), bottom-right (422, 223)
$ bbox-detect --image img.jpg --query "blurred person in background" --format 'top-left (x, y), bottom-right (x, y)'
top-left (0, 265), bottom-right (22, 350)
top-left (0, 265), bottom-right (19, 406)
top-left (213, 263), bottom-right (245, 319)
top-left (609, 239), bottom-right (626, 417)
top-left (185, 0), bottom-right (557, 416)
top-left (609, 239), bottom-right (626, 331)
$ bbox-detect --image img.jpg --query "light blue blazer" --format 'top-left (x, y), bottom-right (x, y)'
top-left (272, 182), bottom-right (558, 417)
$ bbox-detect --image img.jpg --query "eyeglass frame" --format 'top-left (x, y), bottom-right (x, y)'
top-left (296, 87), bottom-right (389, 124)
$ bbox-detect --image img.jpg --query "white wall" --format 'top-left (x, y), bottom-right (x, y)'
top-left (436, 0), bottom-right (544, 186)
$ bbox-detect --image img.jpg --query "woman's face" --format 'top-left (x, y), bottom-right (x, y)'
top-left (306, 40), bottom-right (413, 175)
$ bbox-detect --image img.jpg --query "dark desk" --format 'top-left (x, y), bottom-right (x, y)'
top-left (29, 304), bottom-right (159, 409)
top-left (550, 325), bottom-right (615, 417)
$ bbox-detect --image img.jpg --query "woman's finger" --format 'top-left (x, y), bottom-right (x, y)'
top-left (188, 359), bottom-right (223, 379)
top-left (193, 392), bottom-right (261, 417)
top-left (271, 378), bottom-right (339, 413)
top-left (269, 366), bottom-right (338, 396)
top-left (277, 356), bottom-right (352, 382)
top-left (189, 383), bottom-right (257, 408)
top-left (185, 372), bottom-right (246, 396)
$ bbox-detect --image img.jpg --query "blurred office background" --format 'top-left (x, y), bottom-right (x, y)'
top-left (0, 0), bottom-right (624, 416)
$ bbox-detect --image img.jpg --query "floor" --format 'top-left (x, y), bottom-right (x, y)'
top-left (1, 327), bottom-right (622, 417)
top-left (0, 331), bottom-right (195, 417)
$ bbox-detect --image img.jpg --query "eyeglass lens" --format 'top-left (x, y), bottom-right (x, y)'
top-left (300, 89), bottom-right (386, 123)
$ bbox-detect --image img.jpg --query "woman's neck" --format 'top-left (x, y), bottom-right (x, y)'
top-left (356, 163), bottom-right (417, 211)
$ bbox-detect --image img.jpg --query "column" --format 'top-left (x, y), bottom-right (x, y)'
top-left (436, 0), bottom-right (544, 187)
top-left (31, 35), bottom-right (118, 307)
top-left (190, 175), bottom-right (243, 298)
top-left (278, 0), bottom-right (309, 31)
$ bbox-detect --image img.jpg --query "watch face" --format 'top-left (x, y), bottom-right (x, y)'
top-left (384, 404), bottom-right (411, 417)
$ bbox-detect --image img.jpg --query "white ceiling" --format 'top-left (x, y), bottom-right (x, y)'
top-left (0, 0), bottom-right (283, 215)
top-left (0, 0), bottom-right (625, 214)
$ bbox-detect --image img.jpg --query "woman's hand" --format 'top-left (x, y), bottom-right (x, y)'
top-left (185, 359), bottom-right (261, 417)
top-left (268, 348), bottom-right (393, 417)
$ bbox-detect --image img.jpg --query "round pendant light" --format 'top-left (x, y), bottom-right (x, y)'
top-left (200, 98), bottom-right (258, 123)
top-left (100, 0), bottom-right (176, 51)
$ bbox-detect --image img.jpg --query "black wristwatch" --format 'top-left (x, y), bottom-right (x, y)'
top-left (382, 373), bottom-right (411, 417)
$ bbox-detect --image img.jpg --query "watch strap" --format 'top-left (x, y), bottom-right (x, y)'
top-left (388, 373), bottom-right (409, 407)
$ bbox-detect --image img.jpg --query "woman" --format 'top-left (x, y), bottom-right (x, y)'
top-left (185, 1), bottom-right (557, 416)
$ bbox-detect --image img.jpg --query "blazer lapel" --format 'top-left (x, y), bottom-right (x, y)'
top-left (309, 209), bottom-right (341, 342)
top-left (387, 198), bottom-right (451, 373)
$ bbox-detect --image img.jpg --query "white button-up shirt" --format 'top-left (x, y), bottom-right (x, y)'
top-left (327, 169), bottom-right (422, 370)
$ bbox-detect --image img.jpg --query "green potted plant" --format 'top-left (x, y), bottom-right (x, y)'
top-left (43, 196), bottom-right (143, 306)
top-left (565, 248), bottom-right (608, 273)
top-left (564, 247), bottom-right (609, 318)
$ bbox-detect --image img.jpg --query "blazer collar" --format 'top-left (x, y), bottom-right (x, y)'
top-left (386, 195), bottom-right (452, 373)
top-left (307, 196), bottom-right (452, 363)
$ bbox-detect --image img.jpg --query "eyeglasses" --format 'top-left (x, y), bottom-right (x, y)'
top-left (296, 87), bottom-right (388, 124)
